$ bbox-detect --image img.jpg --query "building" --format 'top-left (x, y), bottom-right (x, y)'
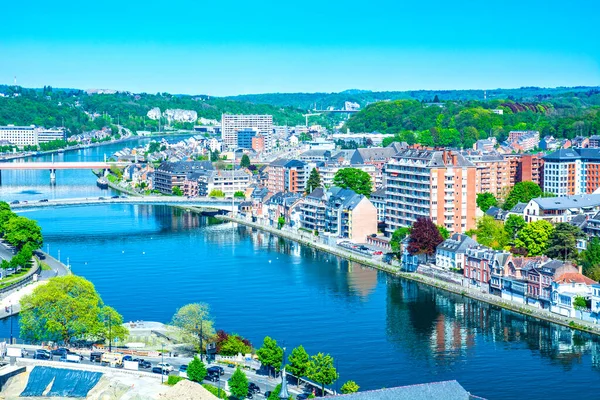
top-left (350, 147), bottom-right (398, 188)
top-left (318, 164), bottom-right (377, 189)
top-left (154, 161), bottom-right (214, 195)
top-left (370, 188), bottom-right (386, 223)
top-left (267, 159), bottom-right (308, 194)
top-left (251, 133), bottom-right (265, 153)
top-left (301, 187), bottom-right (377, 242)
top-left (221, 114), bottom-right (273, 150)
top-left (199, 169), bottom-right (252, 197)
top-left (237, 128), bottom-right (258, 149)
top-left (525, 260), bottom-right (578, 310)
top-left (326, 380), bottom-right (481, 400)
top-left (473, 137), bottom-right (497, 152)
top-left (0, 125), bottom-right (38, 147)
top-left (542, 148), bottom-right (600, 196)
top-left (436, 234), bottom-right (478, 271)
top-left (384, 149), bottom-right (477, 235)
top-left (589, 135), bottom-right (600, 148)
top-left (37, 128), bottom-right (66, 143)
top-left (521, 194), bottom-right (600, 223)
top-left (505, 153), bottom-right (544, 187)
top-left (551, 271), bottom-right (596, 318)
top-left (462, 151), bottom-right (510, 197)
top-left (464, 246), bottom-right (511, 293)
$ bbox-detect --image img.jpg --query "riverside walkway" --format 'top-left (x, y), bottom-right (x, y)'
top-left (221, 214), bottom-right (600, 337)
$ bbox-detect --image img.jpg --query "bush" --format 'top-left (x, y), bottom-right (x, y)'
top-left (202, 384), bottom-right (228, 399)
top-left (166, 375), bottom-right (185, 386)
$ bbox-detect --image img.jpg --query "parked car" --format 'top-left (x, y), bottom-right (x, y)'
top-left (264, 391), bottom-right (272, 399)
top-left (51, 348), bottom-right (69, 357)
top-left (248, 382), bottom-right (261, 393)
top-left (98, 197), bottom-right (106, 200)
top-left (204, 373), bottom-right (219, 382)
top-left (123, 355), bottom-right (133, 362)
top-left (10, 200), bottom-right (19, 205)
top-left (111, 195), bottom-right (119, 199)
top-left (245, 390), bottom-right (253, 399)
top-left (178, 365), bottom-right (188, 372)
top-left (38, 199), bottom-right (48, 203)
top-left (152, 366), bottom-right (169, 375)
top-left (208, 366), bottom-right (225, 375)
top-left (157, 362), bottom-right (174, 372)
top-left (137, 359), bottom-right (151, 369)
top-left (34, 349), bottom-right (51, 360)
top-left (90, 352), bottom-right (103, 363)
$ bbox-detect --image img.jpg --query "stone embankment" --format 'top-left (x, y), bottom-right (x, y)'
top-left (220, 214), bottom-right (600, 337)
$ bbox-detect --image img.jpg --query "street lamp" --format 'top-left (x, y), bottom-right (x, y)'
top-left (9, 302), bottom-right (13, 345)
top-left (104, 313), bottom-right (112, 352)
top-left (161, 343), bottom-right (165, 384)
top-left (196, 322), bottom-right (204, 362)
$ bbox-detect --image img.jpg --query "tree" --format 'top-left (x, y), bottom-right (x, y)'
top-left (467, 216), bottom-right (509, 250)
top-left (514, 220), bottom-right (554, 256)
top-left (341, 380), bottom-right (360, 394)
top-left (240, 154), bottom-right (251, 168)
top-left (209, 189), bottom-right (225, 198)
top-left (256, 336), bottom-right (283, 377)
top-left (582, 237), bottom-right (600, 280)
top-left (574, 295), bottom-right (587, 309)
top-left (277, 216), bottom-right (285, 229)
top-left (287, 345), bottom-right (310, 383)
top-left (268, 384), bottom-right (292, 400)
top-left (228, 367), bottom-right (249, 399)
top-left (210, 150), bottom-right (220, 162)
top-left (234, 191), bottom-right (246, 199)
top-left (305, 168), bottom-right (322, 194)
top-left (187, 355), bottom-right (207, 382)
top-left (3, 216), bottom-right (43, 250)
top-left (476, 192), bottom-right (498, 212)
top-left (19, 276), bottom-right (127, 344)
top-left (0, 201), bottom-right (10, 212)
top-left (307, 353), bottom-right (338, 397)
top-left (504, 214), bottom-right (526, 240)
top-left (169, 303), bottom-right (215, 353)
top-left (503, 181), bottom-right (542, 210)
top-left (437, 225), bottom-right (450, 240)
top-left (546, 223), bottom-right (584, 261)
top-left (97, 305), bottom-right (128, 344)
top-left (220, 334), bottom-right (252, 356)
top-left (172, 186), bottom-right (183, 196)
top-left (332, 168), bottom-right (372, 197)
top-left (407, 217), bottom-right (443, 258)
top-left (390, 227), bottom-right (411, 255)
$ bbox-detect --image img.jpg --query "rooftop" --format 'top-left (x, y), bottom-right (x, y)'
top-left (532, 194), bottom-right (600, 210)
top-left (325, 380), bottom-right (478, 400)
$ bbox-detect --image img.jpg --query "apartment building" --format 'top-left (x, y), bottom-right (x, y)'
top-left (505, 154), bottom-right (544, 187)
top-left (154, 161), bottom-right (214, 195)
top-left (221, 114), bottom-right (273, 150)
top-left (384, 149), bottom-right (477, 235)
top-left (267, 159), bottom-right (308, 194)
top-left (318, 164), bottom-right (377, 189)
top-left (462, 151), bottom-right (510, 197)
top-left (542, 148), bottom-right (600, 196)
top-left (0, 125), bottom-right (38, 147)
top-left (38, 128), bottom-right (66, 143)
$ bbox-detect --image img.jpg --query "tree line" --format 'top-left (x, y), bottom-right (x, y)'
top-left (0, 202), bottom-right (43, 270)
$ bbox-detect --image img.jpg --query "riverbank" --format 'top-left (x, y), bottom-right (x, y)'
top-left (220, 214), bottom-right (600, 337)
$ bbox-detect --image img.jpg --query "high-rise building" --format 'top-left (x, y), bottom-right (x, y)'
top-left (543, 148), bottom-right (600, 196)
top-left (37, 128), bottom-right (66, 143)
top-left (267, 159), bottom-right (308, 194)
top-left (0, 125), bottom-right (66, 148)
top-left (505, 154), bottom-right (544, 187)
top-left (221, 114), bottom-right (273, 150)
top-left (384, 149), bottom-right (477, 235)
top-left (461, 151), bottom-right (510, 198)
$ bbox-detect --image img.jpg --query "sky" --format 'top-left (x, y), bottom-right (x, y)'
top-left (1, 0), bottom-right (599, 96)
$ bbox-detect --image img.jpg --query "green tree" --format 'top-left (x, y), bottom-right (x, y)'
top-left (504, 214), bottom-right (526, 240)
top-left (240, 154), bottom-right (251, 168)
top-left (467, 216), bottom-right (509, 250)
top-left (0, 201), bottom-right (10, 212)
top-left (287, 345), bottom-right (310, 383)
top-left (19, 276), bottom-right (127, 344)
top-left (390, 227), bottom-right (411, 255)
top-left (305, 168), bottom-right (322, 194)
top-left (341, 380), bottom-right (360, 394)
top-left (277, 216), bottom-right (285, 229)
top-left (220, 335), bottom-right (252, 356)
top-left (437, 225), bottom-right (450, 240)
top-left (187, 355), bottom-right (207, 382)
top-left (503, 181), bottom-right (542, 210)
top-left (307, 353), bottom-right (338, 397)
top-left (545, 223), bottom-right (584, 261)
top-left (97, 305), bottom-right (128, 344)
top-left (256, 336), bottom-right (283, 378)
top-left (476, 192), bottom-right (498, 212)
top-left (267, 384), bottom-right (292, 400)
top-left (172, 186), bottom-right (183, 196)
top-left (169, 303), bottom-right (215, 353)
top-left (210, 150), bottom-right (220, 162)
top-left (234, 191), bottom-right (246, 198)
top-left (3, 216), bottom-right (43, 250)
top-left (332, 168), bottom-right (373, 197)
top-left (574, 295), bottom-right (587, 309)
top-left (228, 367), bottom-right (249, 399)
top-left (514, 220), bottom-right (554, 256)
top-left (582, 237), bottom-right (600, 280)
top-left (209, 189), bottom-right (225, 198)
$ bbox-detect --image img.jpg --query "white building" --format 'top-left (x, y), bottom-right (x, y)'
top-left (38, 128), bottom-right (66, 143)
top-left (551, 272), bottom-right (596, 318)
top-left (221, 114), bottom-right (273, 151)
top-left (0, 125), bottom-right (38, 147)
top-left (435, 234), bottom-right (478, 271)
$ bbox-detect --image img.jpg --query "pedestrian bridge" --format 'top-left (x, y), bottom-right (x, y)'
top-left (10, 196), bottom-right (241, 211)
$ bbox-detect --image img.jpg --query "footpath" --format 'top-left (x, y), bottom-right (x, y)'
top-left (220, 214), bottom-right (600, 337)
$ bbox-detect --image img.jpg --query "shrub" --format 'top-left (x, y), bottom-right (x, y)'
top-left (202, 384), bottom-right (228, 399)
top-left (166, 375), bottom-right (185, 386)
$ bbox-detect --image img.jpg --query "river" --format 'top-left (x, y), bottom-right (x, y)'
top-left (0, 138), bottom-right (598, 399)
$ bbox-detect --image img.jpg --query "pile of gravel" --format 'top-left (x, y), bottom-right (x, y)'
top-left (159, 380), bottom-right (218, 400)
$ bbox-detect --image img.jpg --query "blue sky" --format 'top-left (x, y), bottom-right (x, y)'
top-left (1, 0), bottom-right (599, 95)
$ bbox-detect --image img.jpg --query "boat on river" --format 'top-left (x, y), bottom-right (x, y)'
top-left (96, 176), bottom-right (108, 188)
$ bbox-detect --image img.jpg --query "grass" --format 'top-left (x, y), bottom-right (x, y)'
top-left (0, 267), bottom-right (32, 289)
top-left (39, 261), bottom-right (52, 271)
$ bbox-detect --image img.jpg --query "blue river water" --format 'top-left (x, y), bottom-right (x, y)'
top-left (0, 138), bottom-right (598, 399)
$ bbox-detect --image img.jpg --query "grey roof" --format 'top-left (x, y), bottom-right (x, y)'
top-left (510, 202), bottom-right (528, 213)
top-left (568, 214), bottom-right (588, 229)
top-left (386, 141), bottom-right (408, 153)
top-left (326, 380), bottom-right (475, 400)
top-left (307, 187), bottom-right (325, 200)
top-left (437, 233), bottom-right (477, 253)
top-left (533, 194), bottom-right (600, 210)
top-left (299, 149), bottom-right (331, 159)
top-left (370, 187), bottom-right (386, 200)
top-left (270, 159), bottom-right (306, 168)
top-left (351, 147), bottom-right (397, 164)
top-left (392, 149), bottom-right (474, 168)
top-left (157, 161), bottom-right (214, 174)
top-left (543, 147), bottom-right (600, 161)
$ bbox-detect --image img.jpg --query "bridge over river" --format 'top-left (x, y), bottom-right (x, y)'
top-left (10, 196), bottom-right (241, 212)
top-left (0, 161), bottom-right (131, 183)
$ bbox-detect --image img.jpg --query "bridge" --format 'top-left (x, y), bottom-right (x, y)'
top-left (313, 109), bottom-right (360, 114)
top-left (0, 161), bottom-right (132, 183)
top-left (10, 196), bottom-right (241, 212)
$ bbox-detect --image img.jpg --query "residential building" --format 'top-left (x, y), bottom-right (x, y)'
top-left (525, 260), bottom-right (578, 310)
top-left (473, 137), bottom-right (496, 152)
top-left (435, 233), bottom-right (477, 271)
top-left (500, 257), bottom-right (546, 304)
top-left (154, 161), bottom-right (214, 195)
top-left (521, 194), bottom-right (600, 223)
top-left (0, 125), bottom-right (38, 147)
top-left (384, 149), bottom-right (477, 235)
top-left (508, 130), bottom-right (540, 144)
top-left (267, 159), bottom-right (308, 194)
top-left (318, 164), bottom-right (377, 189)
top-left (505, 154), bottom-right (544, 187)
top-left (542, 148), bottom-right (600, 196)
top-left (462, 151), bottom-right (510, 197)
top-left (251, 134), bottom-right (265, 153)
top-left (464, 246), bottom-right (511, 293)
top-left (589, 135), bottom-right (600, 148)
top-left (301, 187), bottom-right (377, 242)
top-left (37, 128), bottom-right (66, 143)
top-left (221, 114), bottom-right (273, 150)
top-left (572, 136), bottom-right (590, 148)
top-left (370, 188), bottom-right (386, 223)
top-left (237, 128), bottom-right (258, 149)
top-left (551, 271), bottom-right (596, 318)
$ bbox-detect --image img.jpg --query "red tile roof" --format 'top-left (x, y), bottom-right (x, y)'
top-left (554, 272), bottom-right (597, 286)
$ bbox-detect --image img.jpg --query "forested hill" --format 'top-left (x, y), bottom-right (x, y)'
top-left (342, 94), bottom-right (600, 150)
top-left (0, 86), bottom-right (325, 136)
top-left (225, 87), bottom-right (600, 110)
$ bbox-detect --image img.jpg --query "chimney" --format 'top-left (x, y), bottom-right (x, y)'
top-left (578, 263), bottom-right (583, 275)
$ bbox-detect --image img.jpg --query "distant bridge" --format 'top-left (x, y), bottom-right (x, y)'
top-left (313, 109), bottom-right (359, 114)
top-left (0, 161), bottom-right (132, 183)
top-left (10, 196), bottom-right (241, 212)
